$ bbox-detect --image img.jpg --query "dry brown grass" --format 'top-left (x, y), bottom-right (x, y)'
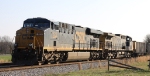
top-left (0, 60), bottom-right (10, 63)
top-left (136, 55), bottom-right (150, 62)
top-left (116, 55), bottom-right (150, 66)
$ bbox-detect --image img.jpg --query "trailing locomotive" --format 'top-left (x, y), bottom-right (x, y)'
top-left (11, 17), bottom-right (147, 65)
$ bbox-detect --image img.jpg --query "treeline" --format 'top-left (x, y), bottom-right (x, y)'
top-left (0, 36), bottom-right (14, 54)
top-left (144, 34), bottom-right (150, 54)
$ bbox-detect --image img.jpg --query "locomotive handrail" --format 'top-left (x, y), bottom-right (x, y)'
top-left (35, 37), bottom-right (41, 48)
top-left (36, 37), bottom-right (43, 47)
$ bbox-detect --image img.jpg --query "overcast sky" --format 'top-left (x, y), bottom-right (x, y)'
top-left (0, 0), bottom-right (150, 42)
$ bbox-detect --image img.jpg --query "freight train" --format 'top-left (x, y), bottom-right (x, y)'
top-left (11, 17), bottom-right (147, 65)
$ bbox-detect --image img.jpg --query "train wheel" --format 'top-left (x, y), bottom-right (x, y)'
top-left (114, 54), bottom-right (117, 59)
top-left (38, 55), bottom-right (45, 65)
top-left (38, 62), bottom-right (42, 65)
top-left (11, 57), bottom-right (17, 64)
top-left (98, 52), bottom-right (103, 59)
top-left (52, 52), bottom-right (67, 64)
top-left (113, 52), bottom-right (117, 59)
top-left (111, 56), bottom-right (114, 59)
top-left (103, 53), bottom-right (108, 59)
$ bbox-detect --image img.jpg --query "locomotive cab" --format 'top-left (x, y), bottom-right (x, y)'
top-left (12, 18), bottom-right (51, 65)
top-left (14, 18), bottom-right (51, 49)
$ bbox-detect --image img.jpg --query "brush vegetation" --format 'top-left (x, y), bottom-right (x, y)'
top-left (45, 56), bottom-right (150, 76)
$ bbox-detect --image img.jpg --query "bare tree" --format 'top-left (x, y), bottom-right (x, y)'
top-left (144, 34), bottom-right (150, 54)
top-left (0, 36), bottom-right (14, 54)
top-left (144, 34), bottom-right (150, 43)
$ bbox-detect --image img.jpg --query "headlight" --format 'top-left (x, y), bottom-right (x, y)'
top-left (14, 43), bottom-right (18, 48)
top-left (14, 43), bottom-right (17, 46)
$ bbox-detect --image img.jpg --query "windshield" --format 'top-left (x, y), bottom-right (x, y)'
top-left (23, 23), bottom-right (50, 28)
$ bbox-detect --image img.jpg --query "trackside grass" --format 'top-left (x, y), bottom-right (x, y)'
top-left (0, 54), bottom-right (11, 63)
top-left (45, 56), bottom-right (150, 76)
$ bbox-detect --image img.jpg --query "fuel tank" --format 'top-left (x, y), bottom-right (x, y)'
top-left (66, 52), bottom-right (90, 61)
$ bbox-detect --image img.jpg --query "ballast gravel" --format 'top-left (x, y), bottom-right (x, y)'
top-left (0, 60), bottom-right (115, 76)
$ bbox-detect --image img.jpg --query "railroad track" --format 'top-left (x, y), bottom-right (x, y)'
top-left (0, 63), bottom-right (12, 66)
top-left (0, 59), bottom-right (109, 72)
top-left (0, 58), bottom-right (126, 72)
top-left (0, 62), bottom-right (25, 68)
top-left (0, 56), bottom-right (130, 71)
